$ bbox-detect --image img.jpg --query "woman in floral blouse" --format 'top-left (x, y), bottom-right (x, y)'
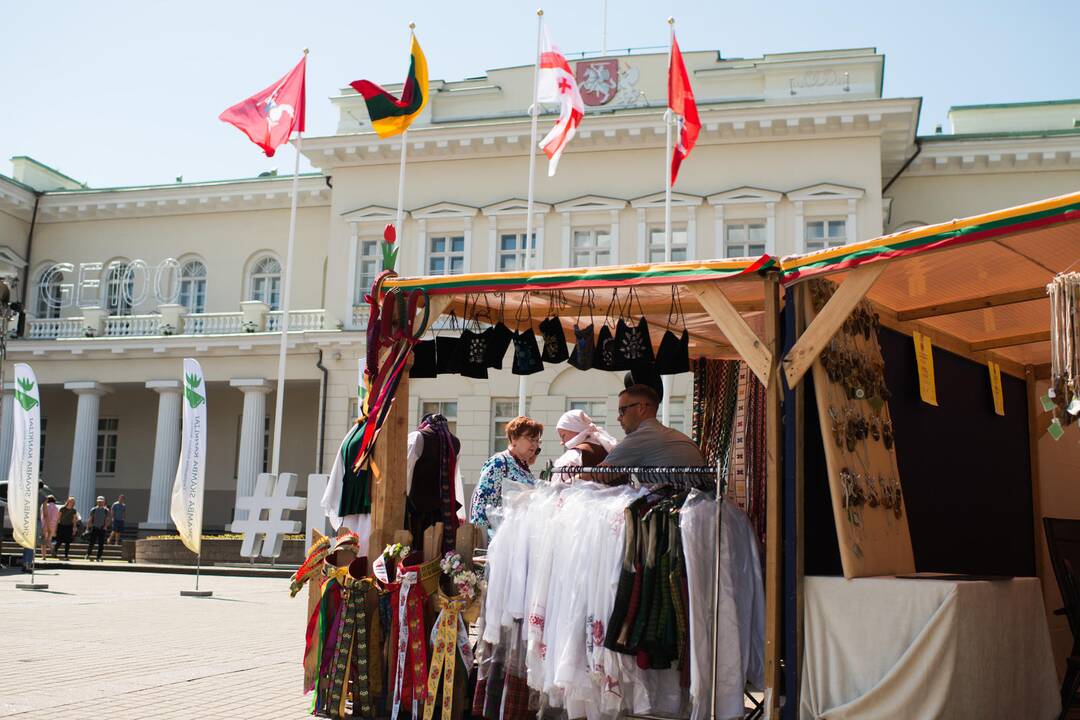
top-left (469, 415), bottom-right (543, 531)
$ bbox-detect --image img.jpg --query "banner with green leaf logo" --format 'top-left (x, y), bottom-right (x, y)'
top-left (7, 364), bottom-right (41, 551)
top-left (170, 358), bottom-right (207, 554)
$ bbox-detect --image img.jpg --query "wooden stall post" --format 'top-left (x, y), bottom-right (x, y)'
top-left (1025, 365), bottom-right (1046, 584)
top-left (369, 369), bottom-right (411, 555)
top-left (763, 271), bottom-right (784, 717)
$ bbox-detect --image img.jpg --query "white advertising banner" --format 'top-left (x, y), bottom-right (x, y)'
top-left (7, 363), bottom-right (41, 551)
top-left (170, 358), bottom-right (207, 555)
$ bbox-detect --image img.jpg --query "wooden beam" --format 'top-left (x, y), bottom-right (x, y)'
top-left (762, 272), bottom-right (783, 717)
top-left (1034, 363), bottom-right (1052, 381)
top-left (689, 281), bottom-right (773, 387)
top-left (792, 282), bottom-right (808, 716)
top-left (969, 330), bottom-right (1051, 352)
top-left (368, 367), bottom-right (411, 556)
top-left (874, 304), bottom-right (1028, 380)
top-left (782, 265), bottom-right (885, 389)
top-left (1025, 366), bottom-right (1047, 605)
top-left (895, 287), bottom-right (1047, 321)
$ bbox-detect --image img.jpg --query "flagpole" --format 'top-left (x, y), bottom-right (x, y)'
top-left (270, 49), bottom-right (308, 477)
top-left (661, 18), bottom-right (674, 426)
top-left (393, 22), bottom-right (417, 252)
top-left (519, 8), bottom-right (543, 417)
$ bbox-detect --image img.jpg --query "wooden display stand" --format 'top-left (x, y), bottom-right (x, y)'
top-left (803, 282), bottom-right (915, 578)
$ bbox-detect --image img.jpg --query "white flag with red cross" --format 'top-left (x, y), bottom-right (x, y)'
top-left (537, 26), bottom-right (584, 177)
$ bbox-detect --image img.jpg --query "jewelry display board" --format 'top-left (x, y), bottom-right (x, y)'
top-left (805, 280), bottom-right (915, 578)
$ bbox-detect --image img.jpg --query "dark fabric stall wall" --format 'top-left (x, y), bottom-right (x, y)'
top-left (805, 326), bottom-right (1035, 577)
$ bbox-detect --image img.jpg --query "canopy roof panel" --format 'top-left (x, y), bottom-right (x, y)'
top-left (782, 190), bottom-right (1080, 375)
top-left (383, 257), bottom-right (776, 360)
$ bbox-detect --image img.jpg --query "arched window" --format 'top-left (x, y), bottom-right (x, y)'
top-left (249, 255), bottom-right (281, 310)
top-left (34, 267), bottom-right (62, 319)
top-left (178, 260), bottom-right (207, 314)
top-left (105, 262), bottom-right (133, 316)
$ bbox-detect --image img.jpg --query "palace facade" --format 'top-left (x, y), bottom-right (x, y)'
top-left (1, 46), bottom-right (1078, 529)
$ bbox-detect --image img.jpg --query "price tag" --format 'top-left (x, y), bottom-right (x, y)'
top-left (912, 331), bottom-right (938, 406)
top-left (1048, 419), bottom-right (1065, 441)
top-left (1041, 395), bottom-right (1056, 412)
top-left (987, 361), bottom-right (1004, 416)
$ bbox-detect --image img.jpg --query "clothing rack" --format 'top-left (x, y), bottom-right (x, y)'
top-left (545, 464), bottom-right (741, 720)
top-left (547, 464), bottom-right (721, 490)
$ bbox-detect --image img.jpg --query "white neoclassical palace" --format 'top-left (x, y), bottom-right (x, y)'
top-left (1, 46), bottom-right (1078, 530)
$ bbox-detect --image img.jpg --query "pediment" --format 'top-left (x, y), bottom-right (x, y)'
top-left (786, 183), bottom-right (864, 202)
top-left (629, 192), bottom-right (703, 209)
top-left (707, 186), bottom-right (784, 205)
top-left (554, 195), bottom-right (628, 213)
top-left (341, 205), bottom-right (400, 223)
top-left (411, 201), bottom-right (478, 219)
top-left (482, 198), bottom-right (553, 216)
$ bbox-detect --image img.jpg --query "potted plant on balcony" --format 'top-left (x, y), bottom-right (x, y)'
top-left (158, 322), bottom-right (176, 336)
top-left (241, 320), bottom-right (259, 333)
top-left (83, 325), bottom-right (98, 338)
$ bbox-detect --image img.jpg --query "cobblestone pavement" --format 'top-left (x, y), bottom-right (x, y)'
top-left (0, 567), bottom-right (312, 719)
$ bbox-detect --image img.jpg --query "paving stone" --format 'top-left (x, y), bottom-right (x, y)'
top-left (0, 568), bottom-right (313, 719)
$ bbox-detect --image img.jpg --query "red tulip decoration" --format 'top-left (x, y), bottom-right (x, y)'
top-left (381, 223), bottom-right (399, 271)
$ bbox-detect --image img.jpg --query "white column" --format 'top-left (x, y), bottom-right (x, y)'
top-left (0, 384), bottom-right (14, 483)
top-left (415, 218), bottom-right (427, 275)
top-left (766, 202), bottom-right (777, 255)
top-left (141, 380), bottom-right (182, 529)
top-left (847, 198), bottom-right (858, 244)
top-left (65, 381), bottom-right (110, 516)
top-left (687, 205), bottom-right (698, 259)
top-left (561, 213), bottom-right (572, 266)
top-left (713, 202), bottom-right (726, 257)
top-left (463, 216), bottom-right (474, 273)
top-left (534, 213), bottom-right (546, 268)
top-left (487, 214), bottom-right (498, 272)
top-left (794, 200), bottom-right (806, 252)
top-left (609, 209), bottom-right (621, 264)
top-left (230, 378), bottom-right (271, 524)
top-left (636, 208), bottom-right (648, 262)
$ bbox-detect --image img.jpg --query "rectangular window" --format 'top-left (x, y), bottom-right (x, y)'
top-left (805, 219), bottom-right (847, 251)
top-left (497, 233), bottom-right (537, 272)
top-left (725, 221), bottom-right (767, 257)
top-left (647, 227), bottom-right (688, 263)
top-left (356, 239), bottom-right (381, 302)
top-left (420, 400), bottom-right (458, 435)
top-left (666, 397), bottom-right (687, 436)
top-left (428, 235), bottom-right (466, 275)
top-left (96, 418), bottom-right (119, 475)
top-left (491, 398), bottom-right (525, 455)
top-left (572, 229), bottom-right (611, 267)
top-left (568, 399), bottom-right (607, 427)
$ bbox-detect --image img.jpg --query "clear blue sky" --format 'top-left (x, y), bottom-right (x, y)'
top-left (3, 0), bottom-right (1076, 188)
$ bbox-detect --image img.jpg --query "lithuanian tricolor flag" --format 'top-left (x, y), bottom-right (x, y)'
top-left (350, 35), bottom-right (429, 138)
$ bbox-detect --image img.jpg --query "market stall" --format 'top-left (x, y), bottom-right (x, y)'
top-left (777, 189), bottom-right (1080, 719)
top-left (296, 256), bottom-right (789, 720)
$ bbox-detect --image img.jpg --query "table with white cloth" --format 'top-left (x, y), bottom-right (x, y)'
top-left (799, 575), bottom-right (1060, 720)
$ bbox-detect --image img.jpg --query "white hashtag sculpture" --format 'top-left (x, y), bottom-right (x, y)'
top-left (234, 473), bottom-right (307, 558)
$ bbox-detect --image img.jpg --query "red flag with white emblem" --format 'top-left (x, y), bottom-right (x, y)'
top-left (220, 56), bottom-right (307, 158)
top-left (668, 36), bottom-right (699, 184)
top-left (537, 26), bottom-right (584, 176)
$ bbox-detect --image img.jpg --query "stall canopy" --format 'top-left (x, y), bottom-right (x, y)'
top-left (385, 256), bottom-right (779, 372)
top-left (780, 190), bottom-right (1080, 377)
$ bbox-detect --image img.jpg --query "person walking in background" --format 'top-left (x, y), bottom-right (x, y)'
top-left (39, 495), bottom-right (59, 559)
top-left (108, 494), bottom-right (126, 545)
top-left (86, 496), bottom-right (110, 562)
top-left (54, 496), bottom-right (78, 560)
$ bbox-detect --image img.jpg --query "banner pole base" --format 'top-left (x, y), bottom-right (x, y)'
top-left (16, 583), bottom-right (49, 591)
top-left (180, 553), bottom-right (212, 597)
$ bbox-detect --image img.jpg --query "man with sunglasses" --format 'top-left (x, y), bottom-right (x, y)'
top-left (598, 384), bottom-right (705, 481)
